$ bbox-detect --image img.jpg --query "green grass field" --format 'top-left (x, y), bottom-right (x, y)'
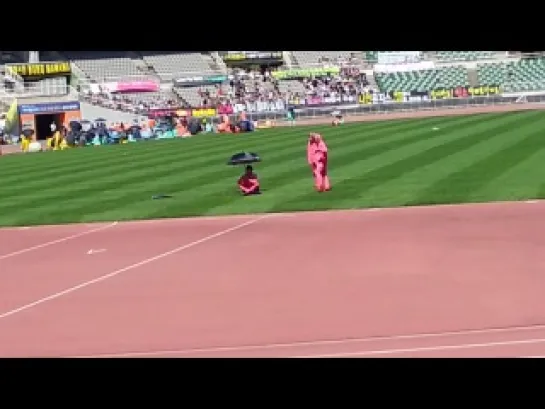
top-left (2, 110), bottom-right (545, 227)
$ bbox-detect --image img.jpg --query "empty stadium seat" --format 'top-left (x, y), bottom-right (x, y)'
top-left (141, 52), bottom-right (218, 81)
top-left (63, 51), bottom-right (139, 81)
top-left (277, 80), bottom-right (306, 96)
top-left (476, 63), bottom-right (506, 86)
top-left (375, 66), bottom-right (469, 93)
top-left (477, 58), bottom-right (545, 92)
top-left (436, 51), bottom-right (496, 62)
top-left (364, 51), bottom-right (378, 63)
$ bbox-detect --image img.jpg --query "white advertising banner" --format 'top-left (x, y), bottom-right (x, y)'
top-left (374, 61), bottom-right (435, 73)
top-left (377, 51), bottom-right (422, 65)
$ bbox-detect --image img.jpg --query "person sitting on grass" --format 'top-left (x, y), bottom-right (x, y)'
top-left (238, 165), bottom-right (261, 196)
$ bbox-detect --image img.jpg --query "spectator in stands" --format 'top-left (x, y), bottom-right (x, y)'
top-left (220, 67), bottom-right (286, 113)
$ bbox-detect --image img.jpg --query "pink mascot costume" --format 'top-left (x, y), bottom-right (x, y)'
top-left (308, 132), bottom-right (331, 192)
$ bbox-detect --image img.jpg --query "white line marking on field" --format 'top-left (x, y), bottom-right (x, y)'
top-left (0, 222), bottom-right (118, 261)
top-left (87, 249), bottom-right (107, 255)
top-left (77, 323), bottom-right (545, 358)
top-left (525, 200), bottom-right (538, 204)
top-left (0, 215), bottom-right (271, 321)
top-left (294, 338), bottom-right (545, 358)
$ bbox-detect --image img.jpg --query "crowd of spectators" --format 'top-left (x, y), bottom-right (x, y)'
top-left (80, 56), bottom-right (375, 115)
top-left (292, 66), bottom-right (371, 105)
top-left (195, 68), bottom-right (285, 113)
top-left (200, 64), bottom-right (376, 112)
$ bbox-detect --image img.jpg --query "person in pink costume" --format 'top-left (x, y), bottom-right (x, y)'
top-left (307, 133), bottom-right (317, 175)
top-left (308, 133), bottom-right (331, 192)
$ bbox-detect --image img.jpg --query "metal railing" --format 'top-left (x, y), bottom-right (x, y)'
top-left (502, 80), bottom-right (545, 92)
top-left (208, 94), bottom-right (543, 124)
top-left (155, 69), bottom-right (227, 83)
top-left (73, 92), bottom-right (545, 127)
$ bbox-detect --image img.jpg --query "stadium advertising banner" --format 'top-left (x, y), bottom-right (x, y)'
top-left (191, 107), bottom-right (217, 118)
top-left (287, 94), bottom-right (356, 108)
top-left (430, 85), bottom-right (501, 100)
top-left (7, 61), bottom-right (71, 78)
top-left (18, 101), bottom-right (80, 115)
top-left (174, 75), bottom-right (228, 87)
top-left (272, 67), bottom-right (341, 80)
top-left (221, 51), bottom-right (283, 62)
top-left (97, 80), bottom-right (159, 93)
top-left (147, 108), bottom-right (185, 118)
top-left (147, 108), bottom-right (210, 118)
top-left (358, 90), bottom-right (429, 104)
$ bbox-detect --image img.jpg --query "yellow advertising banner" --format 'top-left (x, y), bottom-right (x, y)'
top-left (192, 108), bottom-right (217, 118)
top-left (7, 61), bottom-right (71, 78)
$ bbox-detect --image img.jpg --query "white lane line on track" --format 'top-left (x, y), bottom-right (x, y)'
top-left (0, 215), bottom-right (271, 321)
top-left (76, 323), bottom-right (545, 358)
top-left (293, 338), bottom-right (545, 358)
top-left (0, 222), bottom-right (118, 261)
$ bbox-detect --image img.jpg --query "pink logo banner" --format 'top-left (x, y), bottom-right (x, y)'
top-left (305, 96), bottom-right (324, 105)
top-left (114, 80), bottom-right (159, 93)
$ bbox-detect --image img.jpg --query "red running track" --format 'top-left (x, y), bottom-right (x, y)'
top-left (1, 201), bottom-right (545, 358)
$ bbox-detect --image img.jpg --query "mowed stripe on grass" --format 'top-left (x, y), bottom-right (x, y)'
top-left (1, 111), bottom-right (544, 226)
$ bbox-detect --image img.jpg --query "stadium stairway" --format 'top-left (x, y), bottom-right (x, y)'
top-left (467, 68), bottom-right (479, 87)
top-left (203, 53), bottom-right (223, 72)
top-left (283, 52), bottom-right (297, 68)
top-left (367, 73), bottom-right (378, 91)
top-left (131, 56), bottom-right (157, 76)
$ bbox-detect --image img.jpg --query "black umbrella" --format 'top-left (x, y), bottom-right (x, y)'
top-left (95, 117), bottom-right (106, 122)
top-left (228, 152), bottom-right (261, 165)
top-left (22, 128), bottom-right (35, 137)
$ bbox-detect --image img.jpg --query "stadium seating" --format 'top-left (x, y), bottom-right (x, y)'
top-left (173, 83), bottom-right (233, 107)
top-left (140, 52), bottom-right (218, 81)
top-left (375, 66), bottom-right (469, 93)
top-left (476, 63), bottom-right (506, 86)
top-left (503, 58), bottom-right (545, 92)
top-left (121, 91), bottom-right (178, 105)
top-left (277, 80), bottom-right (306, 96)
top-left (173, 87), bottom-right (212, 107)
top-left (477, 58), bottom-right (545, 92)
top-left (364, 51), bottom-right (378, 63)
top-left (291, 51), bottom-right (361, 67)
top-left (63, 51), bottom-right (140, 81)
top-left (435, 51), bottom-right (496, 62)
